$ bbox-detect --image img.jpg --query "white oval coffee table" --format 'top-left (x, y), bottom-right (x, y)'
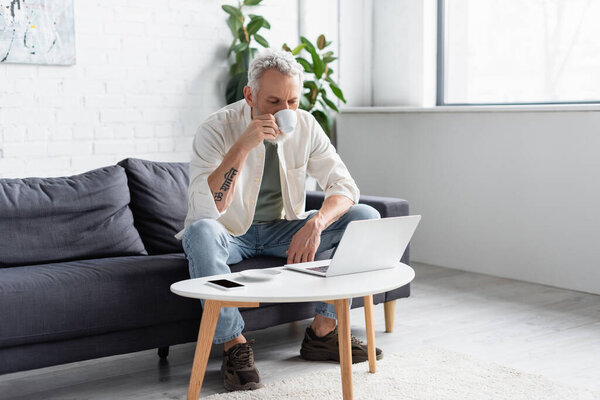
top-left (171, 263), bottom-right (415, 400)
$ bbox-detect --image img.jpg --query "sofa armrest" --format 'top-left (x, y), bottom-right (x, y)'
top-left (305, 191), bottom-right (409, 218)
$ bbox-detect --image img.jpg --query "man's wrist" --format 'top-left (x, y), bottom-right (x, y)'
top-left (309, 212), bottom-right (327, 232)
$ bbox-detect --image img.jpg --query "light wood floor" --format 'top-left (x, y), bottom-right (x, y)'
top-left (1, 262), bottom-right (599, 399)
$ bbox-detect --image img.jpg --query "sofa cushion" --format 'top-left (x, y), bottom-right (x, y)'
top-left (0, 254), bottom-right (199, 348)
top-left (118, 158), bottom-right (189, 255)
top-left (0, 250), bottom-right (336, 348)
top-left (0, 166), bottom-right (146, 268)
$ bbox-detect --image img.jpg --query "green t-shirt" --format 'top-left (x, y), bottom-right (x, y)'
top-left (252, 141), bottom-right (284, 224)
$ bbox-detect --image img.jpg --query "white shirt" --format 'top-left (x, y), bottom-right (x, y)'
top-left (175, 100), bottom-right (360, 239)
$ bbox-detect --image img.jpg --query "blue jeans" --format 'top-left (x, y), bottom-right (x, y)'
top-left (181, 204), bottom-right (380, 344)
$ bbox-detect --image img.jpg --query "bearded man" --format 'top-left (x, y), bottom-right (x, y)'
top-left (175, 49), bottom-right (382, 391)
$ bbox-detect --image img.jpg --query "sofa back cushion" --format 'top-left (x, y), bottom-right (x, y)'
top-left (0, 166), bottom-right (147, 268)
top-left (117, 158), bottom-right (189, 255)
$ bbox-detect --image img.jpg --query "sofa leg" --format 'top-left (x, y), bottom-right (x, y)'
top-left (384, 300), bottom-right (396, 333)
top-left (158, 346), bottom-right (169, 359)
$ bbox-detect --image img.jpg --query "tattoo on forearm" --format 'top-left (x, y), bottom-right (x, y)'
top-left (213, 168), bottom-right (237, 202)
top-left (219, 168), bottom-right (238, 191)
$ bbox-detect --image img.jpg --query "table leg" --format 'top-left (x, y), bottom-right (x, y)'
top-left (363, 295), bottom-right (376, 373)
top-left (187, 300), bottom-right (221, 400)
top-left (334, 298), bottom-right (353, 400)
top-left (186, 301), bottom-right (259, 400)
top-left (384, 299), bottom-right (396, 333)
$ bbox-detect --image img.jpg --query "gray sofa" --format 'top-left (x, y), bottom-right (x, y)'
top-left (0, 158), bottom-right (410, 375)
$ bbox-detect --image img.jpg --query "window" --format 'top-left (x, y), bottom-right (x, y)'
top-left (438, 0), bottom-right (600, 105)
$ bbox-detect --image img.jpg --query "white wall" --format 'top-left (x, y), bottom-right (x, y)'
top-left (0, 0), bottom-right (297, 178)
top-left (338, 107), bottom-right (600, 295)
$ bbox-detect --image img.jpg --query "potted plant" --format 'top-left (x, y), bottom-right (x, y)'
top-left (283, 34), bottom-right (347, 141)
top-left (222, 0), bottom-right (271, 104)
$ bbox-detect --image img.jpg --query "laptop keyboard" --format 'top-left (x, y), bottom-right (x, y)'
top-left (307, 265), bottom-right (330, 273)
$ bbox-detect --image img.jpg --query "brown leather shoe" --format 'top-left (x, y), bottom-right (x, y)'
top-left (221, 341), bottom-right (263, 391)
top-left (300, 326), bottom-right (383, 363)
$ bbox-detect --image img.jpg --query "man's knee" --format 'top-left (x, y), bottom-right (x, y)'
top-left (182, 219), bottom-right (228, 249)
top-left (182, 219), bottom-right (232, 279)
top-left (346, 204), bottom-right (381, 222)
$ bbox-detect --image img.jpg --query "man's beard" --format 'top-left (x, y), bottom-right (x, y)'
top-left (252, 105), bottom-right (292, 145)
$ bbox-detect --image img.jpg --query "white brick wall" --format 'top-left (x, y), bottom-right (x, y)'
top-left (0, 0), bottom-right (298, 178)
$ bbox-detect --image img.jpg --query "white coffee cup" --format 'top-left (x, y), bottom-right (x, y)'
top-left (274, 109), bottom-right (297, 134)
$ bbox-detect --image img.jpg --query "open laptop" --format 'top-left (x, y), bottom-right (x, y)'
top-left (285, 215), bottom-right (421, 277)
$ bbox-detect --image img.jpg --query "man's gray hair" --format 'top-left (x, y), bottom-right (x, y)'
top-left (247, 49), bottom-right (304, 96)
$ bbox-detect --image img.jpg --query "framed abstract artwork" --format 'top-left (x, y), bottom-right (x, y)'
top-left (0, 0), bottom-right (76, 65)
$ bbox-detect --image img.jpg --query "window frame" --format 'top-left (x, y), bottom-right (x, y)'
top-left (436, 0), bottom-right (600, 106)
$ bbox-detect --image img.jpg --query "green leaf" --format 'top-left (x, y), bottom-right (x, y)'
top-left (232, 42), bottom-right (248, 53)
top-left (323, 56), bottom-right (337, 64)
top-left (282, 43), bottom-right (292, 52)
top-left (253, 33), bottom-right (269, 48)
top-left (248, 14), bottom-right (270, 29)
top-left (303, 80), bottom-right (318, 91)
top-left (329, 83), bottom-right (347, 103)
top-left (291, 44), bottom-right (306, 55)
top-left (300, 37), bottom-right (323, 78)
top-left (227, 15), bottom-right (241, 36)
top-left (299, 95), bottom-right (311, 110)
top-left (311, 51), bottom-right (324, 78)
top-left (227, 39), bottom-right (237, 57)
top-left (321, 92), bottom-right (339, 112)
top-left (300, 36), bottom-right (316, 53)
top-left (244, 0), bottom-right (262, 5)
top-left (241, 48), bottom-right (251, 70)
top-left (312, 109), bottom-right (329, 121)
top-left (247, 17), bottom-right (263, 35)
top-left (311, 109), bottom-right (331, 137)
top-left (222, 5), bottom-right (242, 19)
top-left (317, 98), bottom-right (328, 111)
top-left (229, 61), bottom-right (240, 77)
top-left (325, 40), bottom-right (333, 48)
top-left (229, 54), bottom-right (246, 77)
top-left (237, 26), bottom-right (248, 42)
top-left (296, 57), bottom-right (313, 73)
top-left (226, 72), bottom-right (248, 104)
top-left (317, 34), bottom-right (326, 50)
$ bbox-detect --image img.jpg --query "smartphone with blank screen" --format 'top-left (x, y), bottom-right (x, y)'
top-left (206, 279), bottom-right (245, 291)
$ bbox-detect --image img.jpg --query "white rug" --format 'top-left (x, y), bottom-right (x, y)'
top-left (203, 346), bottom-right (599, 399)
